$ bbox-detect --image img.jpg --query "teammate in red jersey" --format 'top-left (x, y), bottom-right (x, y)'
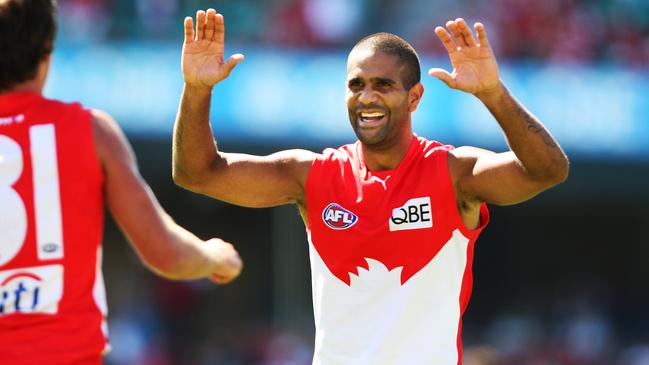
top-left (172, 8), bottom-right (568, 365)
top-left (0, 2), bottom-right (243, 364)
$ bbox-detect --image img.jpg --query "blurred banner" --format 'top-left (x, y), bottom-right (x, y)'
top-left (46, 43), bottom-right (649, 159)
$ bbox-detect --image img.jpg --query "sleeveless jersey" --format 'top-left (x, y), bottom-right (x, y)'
top-left (0, 92), bottom-right (107, 365)
top-left (305, 135), bottom-right (489, 365)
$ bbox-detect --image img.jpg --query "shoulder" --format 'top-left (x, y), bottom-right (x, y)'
top-left (90, 109), bottom-right (134, 168)
top-left (32, 96), bottom-right (88, 121)
top-left (448, 146), bottom-right (493, 176)
top-left (414, 136), bottom-right (453, 160)
top-left (316, 142), bottom-right (358, 163)
top-left (38, 95), bottom-right (83, 109)
top-left (90, 109), bottom-right (126, 144)
top-left (448, 145), bottom-right (494, 166)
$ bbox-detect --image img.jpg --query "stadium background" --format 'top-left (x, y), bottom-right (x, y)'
top-left (46, 0), bottom-right (648, 364)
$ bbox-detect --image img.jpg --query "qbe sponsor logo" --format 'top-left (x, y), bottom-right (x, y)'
top-left (322, 203), bottom-right (358, 230)
top-left (389, 197), bottom-right (432, 231)
top-left (0, 265), bottom-right (63, 315)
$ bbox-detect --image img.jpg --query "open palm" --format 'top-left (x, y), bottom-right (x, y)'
top-left (429, 18), bottom-right (500, 95)
top-left (182, 9), bottom-right (244, 88)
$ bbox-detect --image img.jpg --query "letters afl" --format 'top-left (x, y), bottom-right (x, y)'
top-left (322, 203), bottom-right (358, 230)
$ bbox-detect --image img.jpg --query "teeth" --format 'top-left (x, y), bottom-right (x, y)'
top-left (360, 112), bottom-right (385, 118)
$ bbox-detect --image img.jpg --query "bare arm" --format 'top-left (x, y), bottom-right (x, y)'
top-left (93, 109), bottom-right (242, 283)
top-left (172, 9), bottom-right (316, 208)
top-left (431, 19), bottom-right (568, 210)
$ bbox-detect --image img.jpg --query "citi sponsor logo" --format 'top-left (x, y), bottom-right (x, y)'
top-left (0, 265), bottom-right (63, 316)
top-left (0, 272), bottom-right (42, 314)
top-left (322, 203), bottom-right (358, 230)
top-left (389, 197), bottom-right (433, 231)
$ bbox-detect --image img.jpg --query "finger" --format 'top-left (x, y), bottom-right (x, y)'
top-left (456, 18), bottom-right (477, 47)
top-left (183, 16), bottom-right (194, 44)
top-left (446, 20), bottom-right (467, 48)
top-left (434, 26), bottom-right (457, 54)
top-left (214, 13), bottom-right (225, 45)
top-left (428, 68), bottom-right (456, 89)
top-left (196, 10), bottom-right (206, 40)
top-left (223, 53), bottom-right (245, 76)
top-left (474, 22), bottom-right (491, 48)
top-left (204, 8), bottom-right (216, 41)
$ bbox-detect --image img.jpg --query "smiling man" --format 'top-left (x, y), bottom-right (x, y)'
top-left (172, 8), bottom-right (569, 365)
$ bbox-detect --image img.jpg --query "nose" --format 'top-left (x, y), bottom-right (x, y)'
top-left (357, 86), bottom-right (378, 105)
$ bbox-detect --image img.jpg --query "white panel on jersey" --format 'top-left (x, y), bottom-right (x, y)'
top-left (93, 246), bottom-right (108, 317)
top-left (0, 135), bottom-right (28, 266)
top-left (0, 264), bottom-right (64, 315)
top-left (93, 245), bottom-right (110, 351)
top-left (308, 229), bottom-right (470, 365)
top-left (30, 125), bottom-right (64, 260)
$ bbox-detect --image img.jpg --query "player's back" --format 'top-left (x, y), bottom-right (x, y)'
top-left (0, 92), bottom-right (107, 365)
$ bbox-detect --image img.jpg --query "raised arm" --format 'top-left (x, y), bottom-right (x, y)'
top-left (93, 109), bottom-right (242, 284)
top-left (172, 9), bottom-right (315, 208)
top-left (429, 19), bottom-right (569, 210)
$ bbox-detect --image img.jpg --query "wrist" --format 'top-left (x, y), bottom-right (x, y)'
top-left (183, 82), bottom-right (214, 96)
top-left (474, 81), bottom-right (506, 105)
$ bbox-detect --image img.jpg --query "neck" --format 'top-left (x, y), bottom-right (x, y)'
top-left (3, 56), bottom-right (49, 95)
top-left (7, 79), bottom-right (43, 94)
top-left (361, 131), bottom-right (414, 171)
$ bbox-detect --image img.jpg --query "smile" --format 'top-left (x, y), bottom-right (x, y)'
top-left (358, 111), bottom-right (387, 126)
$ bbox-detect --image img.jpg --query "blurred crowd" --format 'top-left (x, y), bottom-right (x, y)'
top-left (57, 0), bottom-right (649, 66)
top-left (104, 274), bottom-right (649, 365)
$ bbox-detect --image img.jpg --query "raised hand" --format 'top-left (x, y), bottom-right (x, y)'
top-left (429, 18), bottom-right (500, 97)
top-left (182, 9), bottom-right (244, 89)
top-left (204, 238), bottom-right (243, 284)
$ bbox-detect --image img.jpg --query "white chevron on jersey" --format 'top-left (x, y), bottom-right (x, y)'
top-left (309, 229), bottom-right (470, 365)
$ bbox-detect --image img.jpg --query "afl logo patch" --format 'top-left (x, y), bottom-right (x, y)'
top-left (322, 203), bottom-right (358, 230)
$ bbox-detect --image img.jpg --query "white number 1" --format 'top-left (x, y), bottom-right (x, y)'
top-left (0, 124), bottom-right (63, 266)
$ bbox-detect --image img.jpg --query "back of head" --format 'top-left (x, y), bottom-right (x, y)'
top-left (351, 32), bottom-right (421, 90)
top-left (0, 0), bottom-right (57, 92)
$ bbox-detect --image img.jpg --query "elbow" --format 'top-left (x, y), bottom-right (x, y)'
top-left (537, 155), bottom-right (570, 188)
top-left (551, 154), bottom-right (570, 185)
top-left (172, 156), bottom-right (222, 193)
top-left (172, 166), bottom-right (204, 193)
top-left (171, 167), bottom-right (191, 189)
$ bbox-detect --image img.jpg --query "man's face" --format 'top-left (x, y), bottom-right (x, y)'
top-left (346, 48), bottom-right (412, 148)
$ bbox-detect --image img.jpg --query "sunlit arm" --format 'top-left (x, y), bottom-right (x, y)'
top-left (94, 109), bottom-right (242, 283)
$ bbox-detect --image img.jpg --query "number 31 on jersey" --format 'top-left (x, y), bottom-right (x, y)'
top-left (0, 124), bottom-right (63, 266)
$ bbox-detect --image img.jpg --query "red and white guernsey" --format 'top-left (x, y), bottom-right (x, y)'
top-left (305, 135), bottom-right (489, 365)
top-left (0, 92), bottom-right (107, 365)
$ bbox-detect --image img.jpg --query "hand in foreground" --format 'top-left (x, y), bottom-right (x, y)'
top-left (182, 8), bottom-right (244, 89)
top-left (205, 238), bottom-right (243, 284)
top-left (429, 18), bottom-right (500, 97)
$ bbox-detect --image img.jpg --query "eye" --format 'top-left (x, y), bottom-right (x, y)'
top-left (376, 80), bottom-right (392, 89)
top-left (348, 79), bottom-right (363, 91)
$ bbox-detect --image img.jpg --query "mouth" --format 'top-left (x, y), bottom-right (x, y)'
top-left (357, 110), bottom-right (387, 127)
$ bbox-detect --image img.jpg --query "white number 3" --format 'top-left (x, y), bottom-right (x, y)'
top-left (0, 124), bottom-right (63, 266)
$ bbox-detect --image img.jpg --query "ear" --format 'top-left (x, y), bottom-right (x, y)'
top-left (408, 83), bottom-right (424, 112)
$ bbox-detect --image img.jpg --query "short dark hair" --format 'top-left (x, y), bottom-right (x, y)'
top-left (0, 0), bottom-right (57, 91)
top-left (351, 32), bottom-right (421, 90)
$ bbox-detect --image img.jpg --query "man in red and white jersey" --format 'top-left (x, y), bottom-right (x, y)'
top-left (0, 1), bottom-right (243, 364)
top-left (172, 9), bottom-right (569, 365)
